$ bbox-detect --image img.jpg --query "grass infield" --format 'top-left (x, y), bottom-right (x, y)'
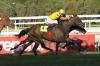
top-left (0, 52), bottom-right (100, 66)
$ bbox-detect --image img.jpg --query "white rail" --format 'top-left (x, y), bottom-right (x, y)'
top-left (0, 15), bottom-right (100, 35)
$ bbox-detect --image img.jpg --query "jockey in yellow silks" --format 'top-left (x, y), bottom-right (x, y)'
top-left (41, 9), bottom-right (68, 32)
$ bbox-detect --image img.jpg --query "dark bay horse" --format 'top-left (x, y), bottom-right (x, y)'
top-left (61, 37), bottom-right (88, 51)
top-left (11, 15), bottom-right (86, 56)
top-left (0, 16), bottom-right (11, 32)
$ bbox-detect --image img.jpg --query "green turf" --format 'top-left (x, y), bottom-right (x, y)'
top-left (0, 52), bottom-right (100, 66)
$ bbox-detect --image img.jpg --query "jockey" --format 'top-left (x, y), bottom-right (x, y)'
top-left (47, 9), bottom-right (68, 25)
top-left (41, 9), bottom-right (68, 32)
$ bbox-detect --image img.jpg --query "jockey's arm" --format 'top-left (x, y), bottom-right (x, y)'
top-left (59, 17), bottom-right (68, 21)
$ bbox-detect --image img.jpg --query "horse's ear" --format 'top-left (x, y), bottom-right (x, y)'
top-left (73, 14), bottom-right (77, 17)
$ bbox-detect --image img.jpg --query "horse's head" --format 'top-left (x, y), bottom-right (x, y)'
top-left (68, 14), bottom-right (86, 34)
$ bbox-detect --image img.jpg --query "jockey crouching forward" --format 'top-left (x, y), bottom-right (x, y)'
top-left (40, 9), bottom-right (68, 32)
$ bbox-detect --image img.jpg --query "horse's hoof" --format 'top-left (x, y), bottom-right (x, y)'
top-left (19, 54), bottom-right (22, 56)
top-left (34, 53), bottom-right (38, 56)
top-left (34, 55), bottom-right (37, 56)
top-left (48, 51), bottom-right (57, 55)
top-left (53, 52), bottom-right (58, 55)
top-left (10, 48), bottom-right (14, 50)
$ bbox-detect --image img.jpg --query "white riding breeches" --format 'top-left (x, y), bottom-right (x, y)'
top-left (46, 17), bottom-right (58, 24)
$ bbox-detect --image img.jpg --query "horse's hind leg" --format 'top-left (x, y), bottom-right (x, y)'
top-left (10, 40), bottom-right (26, 50)
top-left (55, 43), bottom-right (60, 55)
top-left (39, 40), bottom-right (53, 52)
top-left (19, 41), bottom-right (33, 56)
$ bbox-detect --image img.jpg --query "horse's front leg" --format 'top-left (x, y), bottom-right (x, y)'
top-left (61, 37), bottom-right (73, 49)
top-left (19, 40), bottom-right (33, 56)
top-left (32, 41), bottom-right (39, 56)
top-left (55, 42), bottom-right (60, 55)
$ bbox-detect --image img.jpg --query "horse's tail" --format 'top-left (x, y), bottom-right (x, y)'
top-left (15, 28), bottom-right (30, 38)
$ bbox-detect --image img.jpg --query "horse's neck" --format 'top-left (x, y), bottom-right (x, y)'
top-left (62, 21), bottom-right (71, 32)
top-left (51, 22), bottom-right (71, 35)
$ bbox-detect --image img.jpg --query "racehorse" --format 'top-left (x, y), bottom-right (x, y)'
top-left (61, 37), bottom-right (88, 51)
top-left (11, 14), bottom-right (87, 56)
top-left (0, 16), bottom-right (11, 32)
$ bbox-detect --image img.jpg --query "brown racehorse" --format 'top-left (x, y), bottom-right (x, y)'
top-left (0, 16), bottom-right (11, 32)
top-left (61, 37), bottom-right (88, 51)
top-left (11, 14), bottom-right (86, 56)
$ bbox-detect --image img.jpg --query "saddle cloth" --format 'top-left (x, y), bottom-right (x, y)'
top-left (40, 24), bottom-right (56, 32)
top-left (40, 25), bottom-right (48, 32)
